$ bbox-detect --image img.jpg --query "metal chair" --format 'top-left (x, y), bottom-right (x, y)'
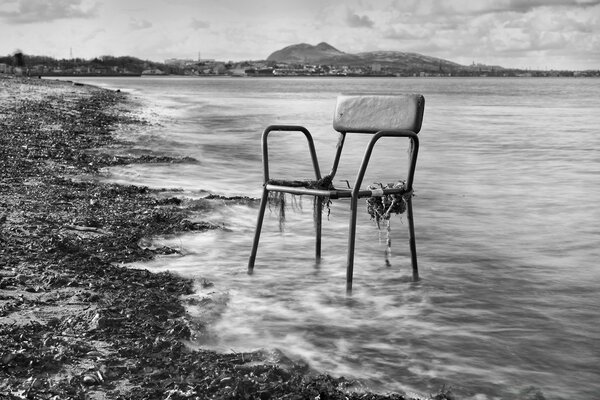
top-left (248, 94), bottom-right (425, 292)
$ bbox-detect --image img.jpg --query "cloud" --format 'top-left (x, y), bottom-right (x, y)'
top-left (83, 28), bottom-right (106, 42)
top-left (507, 0), bottom-right (600, 13)
top-left (0, 0), bottom-right (98, 24)
top-left (346, 10), bottom-right (374, 28)
top-left (371, 0), bottom-right (600, 62)
top-left (383, 26), bottom-right (427, 40)
top-left (190, 17), bottom-right (210, 30)
top-left (129, 17), bottom-right (152, 30)
top-left (398, 0), bottom-right (600, 18)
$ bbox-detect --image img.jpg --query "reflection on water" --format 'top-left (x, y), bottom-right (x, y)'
top-left (68, 76), bottom-right (600, 400)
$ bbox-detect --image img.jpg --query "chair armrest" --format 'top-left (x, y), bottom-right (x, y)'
top-left (351, 129), bottom-right (419, 196)
top-left (261, 125), bottom-right (322, 183)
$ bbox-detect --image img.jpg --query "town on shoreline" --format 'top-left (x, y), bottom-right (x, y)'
top-left (2, 53), bottom-right (598, 78)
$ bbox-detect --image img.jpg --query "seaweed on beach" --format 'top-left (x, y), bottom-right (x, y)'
top-left (0, 77), bottom-right (452, 400)
top-left (263, 178), bottom-right (409, 267)
top-left (266, 175), bottom-right (334, 231)
top-left (365, 182), bottom-right (410, 265)
top-left (365, 182), bottom-right (408, 228)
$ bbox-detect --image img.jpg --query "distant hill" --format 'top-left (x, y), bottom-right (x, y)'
top-left (267, 42), bottom-right (360, 64)
top-left (355, 50), bottom-right (463, 70)
top-left (267, 42), bottom-right (466, 72)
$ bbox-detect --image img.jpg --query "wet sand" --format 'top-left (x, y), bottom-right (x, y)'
top-left (0, 76), bottom-right (450, 400)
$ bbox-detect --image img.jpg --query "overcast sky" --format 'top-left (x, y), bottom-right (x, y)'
top-left (1, 0), bottom-right (599, 70)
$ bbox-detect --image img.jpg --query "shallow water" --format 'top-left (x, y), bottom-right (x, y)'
top-left (64, 76), bottom-right (600, 399)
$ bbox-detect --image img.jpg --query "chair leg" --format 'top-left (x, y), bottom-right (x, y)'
top-left (406, 196), bottom-right (419, 281)
top-left (248, 187), bottom-right (269, 273)
top-left (315, 197), bottom-right (322, 262)
top-left (346, 196), bottom-right (359, 293)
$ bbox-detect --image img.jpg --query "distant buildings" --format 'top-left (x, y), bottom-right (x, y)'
top-left (164, 58), bottom-right (196, 67)
top-left (1, 54), bottom-right (597, 78)
top-left (142, 69), bottom-right (166, 75)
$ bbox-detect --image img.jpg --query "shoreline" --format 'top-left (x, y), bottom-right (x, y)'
top-left (0, 76), bottom-right (450, 400)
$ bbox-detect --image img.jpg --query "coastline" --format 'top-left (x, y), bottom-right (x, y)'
top-left (0, 76), bottom-right (450, 400)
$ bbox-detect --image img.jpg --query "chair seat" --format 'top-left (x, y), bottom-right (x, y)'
top-left (265, 178), bottom-right (411, 200)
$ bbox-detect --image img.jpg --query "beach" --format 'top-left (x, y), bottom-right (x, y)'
top-left (0, 76), bottom-right (447, 400)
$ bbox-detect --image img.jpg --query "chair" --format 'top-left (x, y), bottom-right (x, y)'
top-left (248, 94), bottom-right (425, 292)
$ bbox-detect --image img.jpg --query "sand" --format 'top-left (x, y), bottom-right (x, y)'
top-left (0, 76), bottom-right (449, 400)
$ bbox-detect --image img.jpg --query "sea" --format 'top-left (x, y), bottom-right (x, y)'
top-left (59, 76), bottom-right (600, 400)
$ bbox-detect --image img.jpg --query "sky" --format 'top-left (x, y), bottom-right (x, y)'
top-left (1, 0), bottom-right (599, 70)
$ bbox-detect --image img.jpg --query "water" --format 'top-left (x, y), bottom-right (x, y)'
top-left (64, 76), bottom-right (600, 399)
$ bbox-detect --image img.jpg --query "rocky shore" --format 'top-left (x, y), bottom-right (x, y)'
top-left (0, 76), bottom-right (451, 400)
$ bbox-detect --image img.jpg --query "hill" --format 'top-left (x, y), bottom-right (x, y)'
top-left (356, 50), bottom-right (462, 70)
top-left (267, 42), bottom-right (360, 64)
top-left (267, 42), bottom-right (466, 73)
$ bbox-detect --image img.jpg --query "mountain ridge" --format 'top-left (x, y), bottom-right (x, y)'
top-left (267, 42), bottom-right (359, 64)
top-left (267, 42), bottom-right (467, 72)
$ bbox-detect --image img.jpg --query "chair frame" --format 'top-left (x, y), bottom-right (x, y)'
top-left (248, 95), bottom-right (423, 292)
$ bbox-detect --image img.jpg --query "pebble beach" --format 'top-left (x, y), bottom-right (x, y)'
top-left (0, 76), bottom-right (452, 400)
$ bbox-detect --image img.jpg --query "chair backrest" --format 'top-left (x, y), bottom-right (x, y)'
top-left (333, 94), bottom-right (425, 134)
